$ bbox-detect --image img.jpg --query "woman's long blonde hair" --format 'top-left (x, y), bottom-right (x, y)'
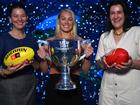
top-left (55, 9), bottom-right (77, 37)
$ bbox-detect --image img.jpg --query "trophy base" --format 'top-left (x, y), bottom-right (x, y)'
top-left (56, 81), bottom-right (76, 90)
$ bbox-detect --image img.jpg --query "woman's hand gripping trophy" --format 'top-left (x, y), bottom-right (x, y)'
top-left (78, 39), bottom-right (94, 61)
top-left (37, 40), bottom-right (51, 61)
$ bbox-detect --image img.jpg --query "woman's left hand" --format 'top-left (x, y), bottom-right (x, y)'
top-left (83, 45), bottom-right (94, 58)
top-left (114, 56), bottom-right (133, 70)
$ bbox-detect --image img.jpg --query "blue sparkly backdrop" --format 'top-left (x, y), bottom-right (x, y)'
top-left (0, 0), bottom-right (140, 105)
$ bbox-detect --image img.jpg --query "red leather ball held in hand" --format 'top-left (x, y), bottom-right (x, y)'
top-left (105, 48), bottom-right (129, 66)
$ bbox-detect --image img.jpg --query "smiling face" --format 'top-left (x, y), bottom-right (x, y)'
top-left (109, 4), bottom-right (125, 30)
top-left (10, 8), bottom-right (28, 30)
top-left (58, 11), bottom-right (74, 34)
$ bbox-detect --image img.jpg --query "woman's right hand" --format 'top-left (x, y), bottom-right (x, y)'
top-left (104, 57), bottom-right (116, 68)
top-left (37, 45), bottom-right (49, 60)
top-left (99, 56), bottom-right (117, 70)
top-left (4, 64), bottom-right (24, 75)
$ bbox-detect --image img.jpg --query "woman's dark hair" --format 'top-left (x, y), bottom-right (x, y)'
top-left (9, 2), bottom-right (27, 17)
top-left (107, 0), bottom-right (131, 32)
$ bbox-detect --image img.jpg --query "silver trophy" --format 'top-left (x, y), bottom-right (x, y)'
top-left (37, 39), bottom-right (92, 90)
top-left (51, 39), bottom-right (78, 90)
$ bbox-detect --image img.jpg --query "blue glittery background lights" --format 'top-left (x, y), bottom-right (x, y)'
top-left (0, 0), bottom-right (140, 105)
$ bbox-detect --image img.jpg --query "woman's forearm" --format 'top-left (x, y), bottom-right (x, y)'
top-left (81, 58), bottom-right (91, 74)
top-left (131, 59), bottom-right (140, 70)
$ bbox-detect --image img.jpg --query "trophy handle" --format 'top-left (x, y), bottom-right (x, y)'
top-left (79, 54), bottom-right (86, 61)
top-left (37, 40), bottom-right (49, 47)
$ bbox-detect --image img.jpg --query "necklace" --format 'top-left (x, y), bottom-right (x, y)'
top-left (114, 30), bottom-right (123, 36)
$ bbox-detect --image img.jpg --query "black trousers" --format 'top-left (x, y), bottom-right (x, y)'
top-left (45, 74), bottom-right (84, 105)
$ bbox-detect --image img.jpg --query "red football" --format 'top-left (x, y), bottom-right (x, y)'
top-left (105, 48), bottom-right (129, 66)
